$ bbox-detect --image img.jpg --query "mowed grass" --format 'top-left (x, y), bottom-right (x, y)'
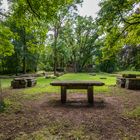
top-left (117, 71), bottom-right (140, 75)
top-left (1, 73), bottom-right (116, 97)
top-left (1, 70), bottom-right (140, 96)
top-left (0, 79), bottom-right (12, 88)
top-left (58, 73), bottom-right (116, 93)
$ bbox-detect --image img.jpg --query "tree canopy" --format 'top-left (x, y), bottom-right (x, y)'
top-left (97, 0), bottom-right (140, 57)
top-left (0, 0), bottom-right (139, 74)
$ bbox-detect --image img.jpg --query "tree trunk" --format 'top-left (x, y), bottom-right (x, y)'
top-left (73, 53), bottom-right (78, 73)
top-left (53, 27), bottom-right (58, 76)
top-left (0, 79), bottom-right (3, 107)
top-left (22, 27), bottom-right (27, 74)
top-left (23, 54), bottom-right (26, 74)
top-left (53, 50), bottom-right (57, 75)
top-left (15, 52), bottom-right (18, 76)
top-left (1, 57), bottom-right (5, 74)
top-left (74, 61), bottom-right (77, 73)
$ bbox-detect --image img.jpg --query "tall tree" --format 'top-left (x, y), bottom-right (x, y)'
top-left (48, 2), bottom-right (81, 75)
top-left (97, 0), bottom-right (140, 58)
top-left (0, 22), bottom-right (14, 110)
top-left (61, 16), bottom-right (100, 72)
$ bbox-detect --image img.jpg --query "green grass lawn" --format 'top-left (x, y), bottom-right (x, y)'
top-left (116, 71), bottom-right (140, 75)
top-left (0, 79), bottom-right (12, 88)
top-left (57, 73), bottom-right (116, 93)
top-left (1, 71), bottom-right (140, 97)
top-left (1, 73), bottom-right (116, 96)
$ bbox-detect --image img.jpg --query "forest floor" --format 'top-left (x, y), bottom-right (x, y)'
top-left (0, 87), bottom-right (140, 140)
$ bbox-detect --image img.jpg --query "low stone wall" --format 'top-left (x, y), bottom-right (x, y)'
top-left (122, 74), bottom-right (136, 78)
top-left (125, 78), bottom-right (140, 90)
top-left (11, 77), bottom-right (37, 89)
top-left (116, 76), bottom-right (140, 90)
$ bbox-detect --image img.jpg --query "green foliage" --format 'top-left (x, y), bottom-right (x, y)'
top-left (99, 59), bottom-right (117, 73)
top-left (58, 15), bottom-right (100, 72)
top-left (0, 0), bottom-right (140, 74)
top-left (94, 0), bottom-right (140, 71)
top-left (11, 0), bottom-right (79, 24)
top-left (117, 45), bottom-right (140, 70)
top-left (0, 24), bottom-right (14, 56)
top-left (0, 10), bottom-right (48, 73)
top-left (97, 0), bottom-right (140, 59)
top-left (0, 0), bottom-right (83, 74)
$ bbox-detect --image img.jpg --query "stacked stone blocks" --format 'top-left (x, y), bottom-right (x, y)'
top-left (11, 77), bottom-right (37, 89)
top-left (116, 74), bottom-right (140, 90)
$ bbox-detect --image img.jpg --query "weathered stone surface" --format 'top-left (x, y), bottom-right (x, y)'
top-left (50, 80), bottom-right (104, 104)
top-left (11, 77), bottom-right (36, 89)
top-left (45, 75), bottom-right (57, 79)
top-left (117, 76), bottom-right (140, 90)
top-left (11, 78), bottom-right (27, 88)
top-left (50, 80), bottom-right (105, 86)
top-left (122, 74), bottom-right (136, 78)
top-left (25, 77), bottom-right (37, 87)
top-left (116, 77), bottom-right (126, 88)
top-left (125, 78), bottom-right (140, 90)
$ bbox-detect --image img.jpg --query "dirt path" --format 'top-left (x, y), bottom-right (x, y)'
top-left (0, 88), bottom-right (140, 140)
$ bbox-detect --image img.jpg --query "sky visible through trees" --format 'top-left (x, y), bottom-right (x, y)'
top-left (1, 0), bottom-right (100, 18)
top-left (78, 0), bottom-right (100, 18)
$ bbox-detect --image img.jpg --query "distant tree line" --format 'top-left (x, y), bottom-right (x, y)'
top-left (0, 0), bottom-right (140, 74)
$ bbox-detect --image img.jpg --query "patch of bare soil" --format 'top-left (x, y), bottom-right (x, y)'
top-left (0, 88), bottom-right (140, 140)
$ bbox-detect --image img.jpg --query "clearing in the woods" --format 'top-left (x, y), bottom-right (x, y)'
top-left (0, 73), bottom-right (140, 140)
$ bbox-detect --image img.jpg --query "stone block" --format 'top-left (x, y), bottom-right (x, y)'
top-left (116, 77), bottom-right (126, 88)
top-left (125, 78), bottom-right (140, 90)
top-left (122, 74), bottom-right (136, 78)
top-left (11, 77), bottom-right (36, 89)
